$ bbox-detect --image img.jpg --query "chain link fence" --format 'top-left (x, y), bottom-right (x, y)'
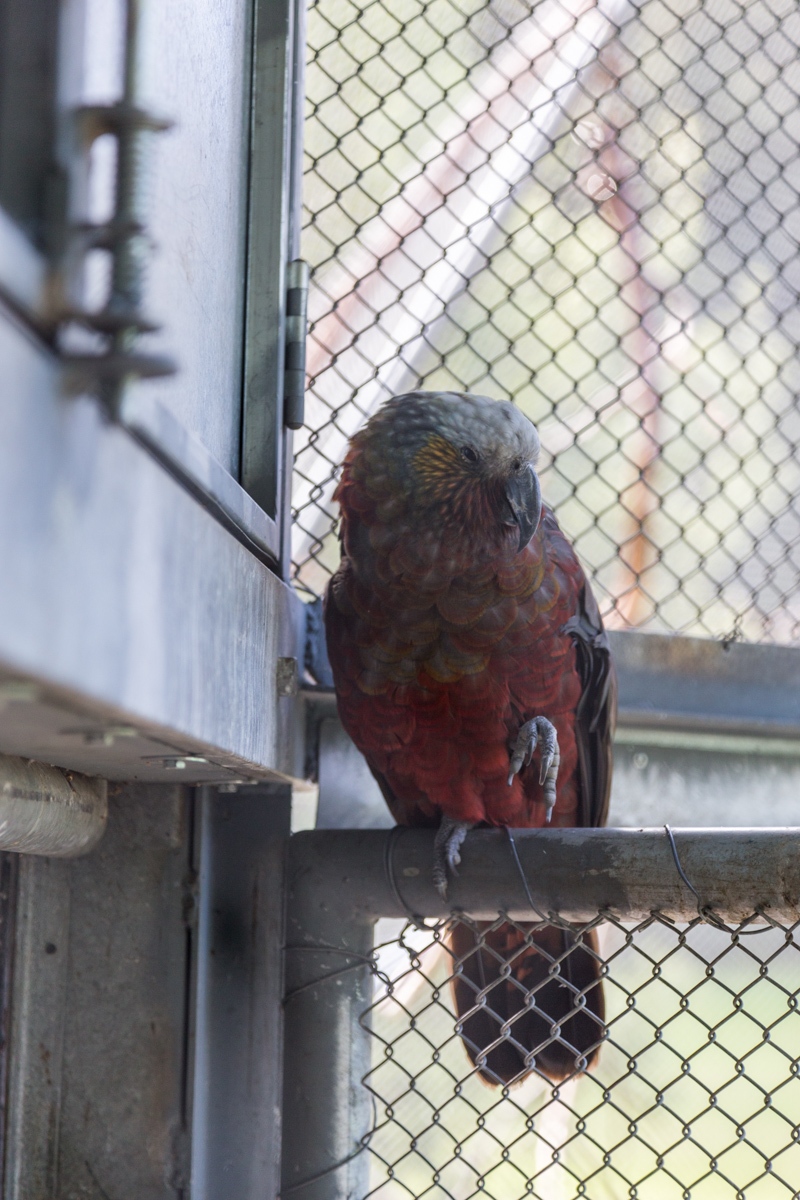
top-left (294, 0), bottom-right (800, 643)
top-left (361, 911), bottom-right (800, 1198)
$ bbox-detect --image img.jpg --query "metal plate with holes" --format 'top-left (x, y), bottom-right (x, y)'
top-left (0, 676), bottom-right (270, 784)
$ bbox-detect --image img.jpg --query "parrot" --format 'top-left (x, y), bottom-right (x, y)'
top-left (324, 390), bottom-right (616, 1085)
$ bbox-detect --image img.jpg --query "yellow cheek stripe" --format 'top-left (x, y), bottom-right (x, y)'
top-left (413, 436), bottom-right (463, 497)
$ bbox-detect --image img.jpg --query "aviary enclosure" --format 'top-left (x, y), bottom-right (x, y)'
top-left (284, 0), bottom-right (800, 1196)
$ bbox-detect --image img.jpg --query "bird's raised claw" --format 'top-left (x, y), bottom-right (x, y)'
top-left (508, 716), bottom-right (560, 823)
top-left (433, 817), bottom-right (472, 900)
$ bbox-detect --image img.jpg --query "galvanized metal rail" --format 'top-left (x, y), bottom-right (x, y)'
top-left (281, 827), bottom-right (800, 1199)
top-left (286, 827), bottom-right (800, 928)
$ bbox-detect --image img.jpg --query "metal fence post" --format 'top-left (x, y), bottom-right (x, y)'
top-left (192, 784), bottom-right (291, 1200)
top-left (281, 835), bottom-right (377, 1200)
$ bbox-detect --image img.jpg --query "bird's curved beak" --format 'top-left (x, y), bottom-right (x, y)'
top-left (504, 464), bottom-right (542, 552)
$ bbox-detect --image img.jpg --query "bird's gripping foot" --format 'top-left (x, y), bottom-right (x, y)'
top-left (433, 816), bottom-right (472, 900)
top-left (508, 716), bottom-right (560, 823)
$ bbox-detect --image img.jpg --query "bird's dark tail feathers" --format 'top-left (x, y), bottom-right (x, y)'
top-left (449, 920), bottom-right (605, 1085)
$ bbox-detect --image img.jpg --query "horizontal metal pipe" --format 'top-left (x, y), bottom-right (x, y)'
top-left (288, 827), bottom-right (800, 926)
top-left (0, 755), bottom-right (107, 857)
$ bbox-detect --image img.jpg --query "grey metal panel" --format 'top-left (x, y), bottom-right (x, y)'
top-left (120, 392), bottom-right (281, 564)
top-left (134, 0), bottom-right (253, 474)
top-left (56, 784), bottom-right (192, 1200)
top-left (4, 855), bottom-right (71, 1200)
top-left (0, 676), bottom-right (270, 784)
top-left (609, 743), bottom-right (800, 828)
top-left (610, 629), bottom-right (800, 737)
top-left (0, 312), bottom-right (299, 778)
top-left (191, 784), bottom-right (291, 1200)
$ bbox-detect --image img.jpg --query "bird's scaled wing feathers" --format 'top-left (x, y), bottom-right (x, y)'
top-left (561, 578), bottom-right (617, 829)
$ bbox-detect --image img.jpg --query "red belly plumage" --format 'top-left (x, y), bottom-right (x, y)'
top-left (327, 508), bottom-right (587, 830)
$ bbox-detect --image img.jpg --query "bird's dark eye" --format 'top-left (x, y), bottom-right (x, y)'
top-left (512, 458), bottom-right (522, 471)
top-left (460, 445), bottom-right (479, 463)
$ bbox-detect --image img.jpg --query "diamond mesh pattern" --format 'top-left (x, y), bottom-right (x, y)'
top-left (294, 0), bottom-right (800, 642)
top-left (360, 912), bottom-right (800, 1198)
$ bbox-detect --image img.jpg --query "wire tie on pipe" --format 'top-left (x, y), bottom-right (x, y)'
top-left (663, 824), bottom-right (700, 903)
top-left (505, 827), bottom-right (556, 926)
top-left (383, 826), bottom-right (443, 933)
top-left (282, 945), bottom-right (392, 1002)
top-left (663, 825), bottom-right (770, 936)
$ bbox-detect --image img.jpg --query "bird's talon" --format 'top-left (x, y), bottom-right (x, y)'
top-left (434, 817), bottom-right (471, 900)
top-left (509, 716), bottom-right (560, 816)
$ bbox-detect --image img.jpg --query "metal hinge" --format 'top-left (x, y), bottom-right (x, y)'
top-left (284, 259), bottom-right (310, 430)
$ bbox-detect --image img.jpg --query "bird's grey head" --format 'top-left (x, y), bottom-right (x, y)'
top-left (362, 391), bottom-right (543, 551)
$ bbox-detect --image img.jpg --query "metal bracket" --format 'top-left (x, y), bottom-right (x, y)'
top-left (59, 1), bottom-right (175, 405)
top-left (302, 596), bottom-right (334, 688)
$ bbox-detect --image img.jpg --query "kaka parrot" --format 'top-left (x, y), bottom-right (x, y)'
top-left (325, 390), bottom-right (616, 1084)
